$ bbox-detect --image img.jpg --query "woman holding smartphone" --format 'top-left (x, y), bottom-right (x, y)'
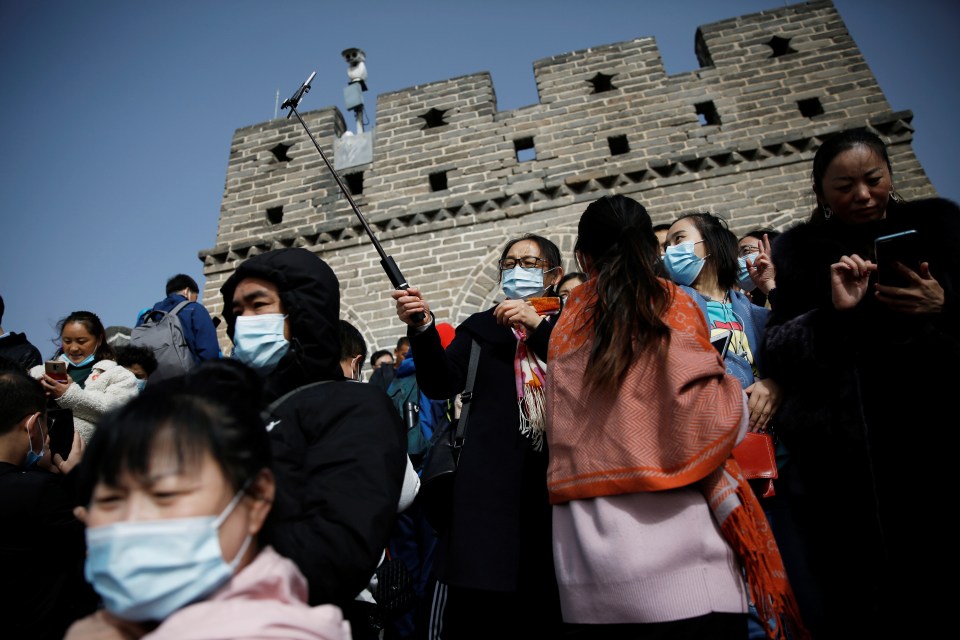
top-left (30, 310), bottom-right (138, 443)
top-left (761, 128), bottom-right (960, 636)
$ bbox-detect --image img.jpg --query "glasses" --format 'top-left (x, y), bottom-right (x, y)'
top-left (498, 256), bottom-right (547, 270)
top-left (738, 244), bottom-right (760, 257)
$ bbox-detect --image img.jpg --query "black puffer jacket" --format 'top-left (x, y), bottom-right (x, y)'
top-left (221, 248), bottom-right (407, 607)
top-left (0, 332), bottom-right (43, 371)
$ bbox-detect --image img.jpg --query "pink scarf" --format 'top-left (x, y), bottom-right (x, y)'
top-left (512, 297), bottom-right (560, 452)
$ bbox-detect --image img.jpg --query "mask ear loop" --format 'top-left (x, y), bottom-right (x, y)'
top-left (27, 412), bottom-right (45, 457)
top-left (213, 477), bottom-right (258, 568)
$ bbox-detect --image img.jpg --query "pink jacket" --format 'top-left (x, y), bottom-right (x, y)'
top-left (145, 546), bottom-right (352, 640)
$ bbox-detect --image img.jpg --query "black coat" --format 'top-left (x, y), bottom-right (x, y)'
top-left (0, 332), bottom-right (43, 371)
top-left (220, 248), bottom-right (407, 608)
top-left (410, 310), bottom-right (558, 596)
top-left (0, 464), bottom-right (98, 639)
top-left (761, 197), bottom-right (960, 625)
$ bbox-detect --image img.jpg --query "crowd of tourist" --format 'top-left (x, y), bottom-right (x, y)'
top-left (1, 129), bottom-right (957, 639)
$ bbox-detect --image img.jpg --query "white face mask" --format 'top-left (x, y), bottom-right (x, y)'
top-left (84, 489), bottom-right (252, 622)
top-left (231, 314), bottom-right (289, 372)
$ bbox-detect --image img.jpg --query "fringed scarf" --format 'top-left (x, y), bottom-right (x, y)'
top-left (546, 280), bottom-right (809, 640)
top-left (512, 296), bottom-right (561, 452)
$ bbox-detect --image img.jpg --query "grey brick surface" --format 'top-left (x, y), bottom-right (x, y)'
top-left (201, 0), bottom-right (936, 354)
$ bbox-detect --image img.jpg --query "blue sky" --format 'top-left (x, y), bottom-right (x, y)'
top-left (2, 0), bottom-right (957, 357)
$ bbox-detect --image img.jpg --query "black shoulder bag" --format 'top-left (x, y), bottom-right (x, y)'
top-left (417, 339), bottom-right (480, 533)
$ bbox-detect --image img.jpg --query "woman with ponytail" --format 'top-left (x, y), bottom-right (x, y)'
top-left (546, 195), bottom-right (807, 640)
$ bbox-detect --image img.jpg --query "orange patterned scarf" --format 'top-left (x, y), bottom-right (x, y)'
top-left (546, 280), bottom-right (808, 640)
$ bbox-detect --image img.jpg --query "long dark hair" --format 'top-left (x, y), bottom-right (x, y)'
top-left (55, 310), bottom-right (115, 362)
top-left (574, 195), bottom-right (671, 391)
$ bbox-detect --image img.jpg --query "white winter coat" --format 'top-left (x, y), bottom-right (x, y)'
top-left (30, 359), bottom-right (138, 443)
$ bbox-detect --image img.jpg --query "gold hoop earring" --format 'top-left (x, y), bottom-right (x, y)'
top-left (890, 189), bottom-right (905, 204)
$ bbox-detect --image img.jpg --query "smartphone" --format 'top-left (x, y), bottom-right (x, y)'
top-left (875, 230), bottom-right (923, 287)
top-left (46, 408), bottom-right (75, 460)
top-left (44, 360), bottom-right (69, 383)
top-left (711, 329), bottom-right (732, 359)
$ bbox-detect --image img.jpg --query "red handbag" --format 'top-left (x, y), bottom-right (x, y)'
top-left (732, 432), bottom-right (778, 498)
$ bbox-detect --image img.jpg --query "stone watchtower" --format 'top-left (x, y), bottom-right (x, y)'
top-left (199, 0), bottom-right (935, 353)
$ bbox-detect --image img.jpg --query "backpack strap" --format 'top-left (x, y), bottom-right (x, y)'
top-left (145, 299), bottom-right (192, 323)
top-left (452, 339), bottom-right (480, 445)
top-left (263, 380), bottom-right (334, 418)
top-left (169, 299), bottom-right (193, 316)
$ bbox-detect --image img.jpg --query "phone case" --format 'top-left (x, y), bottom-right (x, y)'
top-left (875, 230), bottom-right (922, 287)
top-left (45, 361), bottom-right (69, 383)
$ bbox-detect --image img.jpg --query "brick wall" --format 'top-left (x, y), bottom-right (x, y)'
top-left (200, 0), bottom-right (936, 355)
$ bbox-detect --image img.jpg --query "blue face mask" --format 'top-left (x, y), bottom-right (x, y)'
top-left (25, 415), bottom-right (45, 467)
top-left (737, 255), bottom-right (758, 292)
top-left (663, 241), bottom-right (706, 286)
top-left (84, 488), bottom-right (253, 622)
top-left (502, 267), bottom-right (546, 300)
top-left (135, 379), bottom-right (148, 392)
top-left (60, 352), bottom-right (95, 368)
top-left (231, 314), bottom-right (289, 372)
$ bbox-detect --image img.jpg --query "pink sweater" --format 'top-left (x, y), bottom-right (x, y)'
top-left (547, 280), bottom-right (749, 623)
top-left (145, 546), bottom-right (352, 640)
top-left (552, 489), bottom-right (748, 623)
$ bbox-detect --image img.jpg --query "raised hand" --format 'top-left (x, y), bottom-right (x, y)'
top-left (830, 254), bottom-right (875, 311)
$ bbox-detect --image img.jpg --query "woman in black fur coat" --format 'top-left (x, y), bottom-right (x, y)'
top-left (761, 128), bottom-right (960, 638)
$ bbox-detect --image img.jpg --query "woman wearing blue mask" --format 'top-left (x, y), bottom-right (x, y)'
top-left (391, 234), bottom-right (569, 639)
top-left (736, 229), bottom-right (781, 308)
top-left (663, 214), bottom-right (820, 638)
top-left (30, 311), bottom-right (138, 443)
top-left (65, 359), bottom-right (351, 640)
top-left (663, 214), bottom-right (780, 434)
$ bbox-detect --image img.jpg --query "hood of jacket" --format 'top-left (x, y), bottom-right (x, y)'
top-left (220, 248), bottom-right (342, 397)
top-left (394, 349), bottom-right (416, 378)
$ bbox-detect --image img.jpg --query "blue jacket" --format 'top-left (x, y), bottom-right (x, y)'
top-left (391, 351), bottom-right (449, 444)
top-left (138, 294), bottom-right (220, 363)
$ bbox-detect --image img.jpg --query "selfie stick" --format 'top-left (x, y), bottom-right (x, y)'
top-left (281, 71), bottom-right (426, 323)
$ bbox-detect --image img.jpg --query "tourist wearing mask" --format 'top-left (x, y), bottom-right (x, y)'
top-left (219, 247), bottom-right (406, 639)
top-left (392, 234), bottom-right (568, 639)
top-left (65, 360), bottom-right (351, 639)
top-left (30, 311), bottom-right (138, 443)
top-left (546, 195), bottom-right (806, 640)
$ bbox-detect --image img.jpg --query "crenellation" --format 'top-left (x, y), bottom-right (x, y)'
top-left (202, 0), bottom-right (937, 353)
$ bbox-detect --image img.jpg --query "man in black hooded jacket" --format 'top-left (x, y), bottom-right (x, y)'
top-left (219, 248), bottom-right (407, 631)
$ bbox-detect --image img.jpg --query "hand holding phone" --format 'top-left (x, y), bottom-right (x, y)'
top-left (875, 230), bottom-right (923, 287)
top-left (44, 360), bottom-right (69, 383)
top-left (46, 408), bottom-right (76, 461)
